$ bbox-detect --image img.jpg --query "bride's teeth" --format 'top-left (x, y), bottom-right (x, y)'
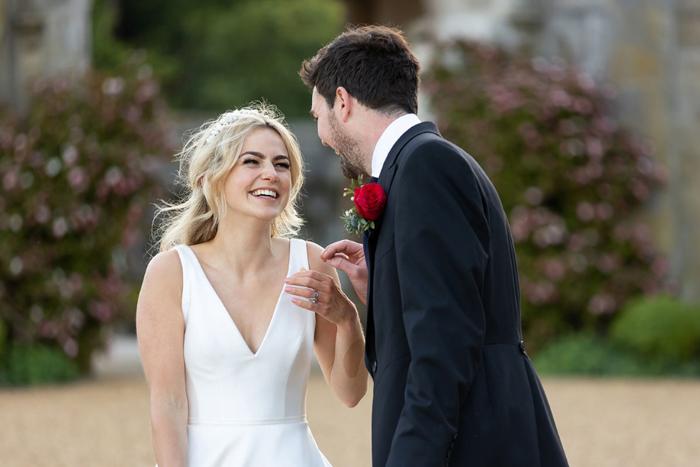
top-left (252, 189), bottom-right (277, 198)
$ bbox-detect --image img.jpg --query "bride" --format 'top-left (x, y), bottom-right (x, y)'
top-left (136, 104), bottom-right (368, 466)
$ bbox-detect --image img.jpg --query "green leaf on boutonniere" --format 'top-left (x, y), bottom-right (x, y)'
top-left (340, 174), bottom-right (380, 237)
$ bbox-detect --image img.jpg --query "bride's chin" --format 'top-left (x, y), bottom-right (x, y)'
top-left (220, 209), bottom-right (281, 227)
top-left (251, 210), bottom-right (285, 224)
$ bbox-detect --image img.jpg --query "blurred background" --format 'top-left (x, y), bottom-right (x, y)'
top-left (1, 0), bottom-right (700, 466)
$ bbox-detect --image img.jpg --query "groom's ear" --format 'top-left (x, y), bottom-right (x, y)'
top-left (335, 86), bottom-right (353, 122)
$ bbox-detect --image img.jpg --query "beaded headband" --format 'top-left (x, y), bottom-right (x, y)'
top-left (206, 109), bottom-right (262, 144)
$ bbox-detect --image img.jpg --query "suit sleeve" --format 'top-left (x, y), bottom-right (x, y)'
top-left (385, 140), bottom-right (489, 466)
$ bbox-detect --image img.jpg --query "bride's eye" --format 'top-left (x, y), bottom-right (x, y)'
top-left (243, 159), bottom-right (258, 165)
top-left (276, 162), bottom-right (291, 169)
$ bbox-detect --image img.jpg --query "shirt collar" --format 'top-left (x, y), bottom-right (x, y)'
top-left (371, 113), bottom-right (421, 178)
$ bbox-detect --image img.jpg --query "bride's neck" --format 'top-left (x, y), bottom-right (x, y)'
top-left (206, 216), bottom-right (279, 276)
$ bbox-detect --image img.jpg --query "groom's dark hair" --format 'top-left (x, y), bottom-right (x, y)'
top-left (300, 25), bottom-right (421, 115)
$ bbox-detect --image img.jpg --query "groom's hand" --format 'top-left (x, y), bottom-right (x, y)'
top-left (321, 240), bottom-right (368, 305)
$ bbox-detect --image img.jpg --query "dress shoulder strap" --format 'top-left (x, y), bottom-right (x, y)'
top-left (288, 238), bottom-right (310, 275)
top-left (172, 245), bottom-right (194, 322)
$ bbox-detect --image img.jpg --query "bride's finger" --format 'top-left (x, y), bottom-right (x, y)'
top-left (285, 274), bottom-right (330, 293)
top-left (284, 285), bottom-right (317, 300)
top-left (291, 297), bottom-right (319, 311)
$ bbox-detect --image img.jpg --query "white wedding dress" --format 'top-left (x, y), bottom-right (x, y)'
top-left (171, 239), bottom-right (332, 466)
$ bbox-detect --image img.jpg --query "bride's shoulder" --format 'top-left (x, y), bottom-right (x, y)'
top-left (137, 249), bottom-right (184, 323)
top-left (148, 248), bottom-right (182, 269)
top-left (302, 239), bottom-right (322, 250)
top-left (143, 249), bottom-right (183, 289)
top-left (303, 240), bottom-right (335, 275)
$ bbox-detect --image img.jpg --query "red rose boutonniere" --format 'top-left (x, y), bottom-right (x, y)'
top-left (342, 175), bottom-right (387, 236)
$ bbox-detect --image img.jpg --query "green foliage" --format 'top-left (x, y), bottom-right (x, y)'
top-left (534, 333), bottom-right (642, 375)
top-left (426, 41), bottom-right (671, 351)
top-left (533, 332), bottom-right (700, 377)
top-left (106, 0), bottom-right (345, 116)
top-left (610, 295), bottom-right (700, 362)
top-left (0, 344), bottom-right (80, 386)
top-left (0, 319), bottom-right (6, 360)
top-left (92, 0), bottom-right (180, 86)
top-left (0, 57), bottom-right (173, 375)
top-left (92, 0), bottom-right (132, 72)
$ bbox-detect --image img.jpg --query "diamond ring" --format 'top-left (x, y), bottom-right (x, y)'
top-left (309, 290), bottom-right (320, 303)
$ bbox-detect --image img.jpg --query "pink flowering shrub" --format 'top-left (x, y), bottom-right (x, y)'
top-left (425, 41), bottom-right (670, 351)
top-left (0, 56), bottom-right (172, 373)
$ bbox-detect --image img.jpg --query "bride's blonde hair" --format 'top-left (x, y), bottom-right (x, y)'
top-left (155, 103), bottom-right (305, 252)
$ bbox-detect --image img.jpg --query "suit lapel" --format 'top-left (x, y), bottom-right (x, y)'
top-left (366, 122), bottom-right (441, 253)
top-left (364, 122), bottom-right (442, 354)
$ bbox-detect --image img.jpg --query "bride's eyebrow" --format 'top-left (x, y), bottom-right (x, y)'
top-left (240, 151), bottom-right (264, 158)
top-left (240, 151), bottom-right (290, 162)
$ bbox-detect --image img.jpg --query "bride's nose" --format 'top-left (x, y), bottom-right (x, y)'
top-left (261, 162), bottom-right (278, 182)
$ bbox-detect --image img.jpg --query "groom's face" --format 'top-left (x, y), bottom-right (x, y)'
top-left (311, 87), bottom-right (367, 180)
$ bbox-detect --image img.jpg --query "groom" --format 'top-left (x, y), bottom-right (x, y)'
top-left (301, 26), bottom-right (568, 466)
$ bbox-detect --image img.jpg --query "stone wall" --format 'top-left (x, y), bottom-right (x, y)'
top-left (0, 0), bottom-right (92, 113)
top-left (671, 0), bottom-right (700, 300)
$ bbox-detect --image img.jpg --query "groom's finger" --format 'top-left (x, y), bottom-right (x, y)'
top-left (326, 255), bottom-right (361, 277)
top-left (321, 240), bottom-right (362, 260)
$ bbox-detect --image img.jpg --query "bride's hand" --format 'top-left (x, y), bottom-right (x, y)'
top-left (285, 268), bottom-right (358, 325)
top-left (320, 240), bottom-right (368, 304)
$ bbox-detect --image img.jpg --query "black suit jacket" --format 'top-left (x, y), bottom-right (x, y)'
top-left (363, 122), bottom-right (568, 467)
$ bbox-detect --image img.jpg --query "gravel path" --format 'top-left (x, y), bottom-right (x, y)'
top-left (0, 375), bottom-right (698, 466)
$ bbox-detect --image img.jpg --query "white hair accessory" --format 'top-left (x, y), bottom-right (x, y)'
top-left (205, 109), bottom-right (262, 144)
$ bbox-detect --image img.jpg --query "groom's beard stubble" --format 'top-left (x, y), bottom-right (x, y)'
top-left (339, 152), bottom-right (366, 180)
top-left (329, 113), bottom-right (368, 180)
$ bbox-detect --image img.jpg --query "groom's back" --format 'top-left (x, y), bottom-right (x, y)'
top-left (457, 144), bottom-right (525, 344)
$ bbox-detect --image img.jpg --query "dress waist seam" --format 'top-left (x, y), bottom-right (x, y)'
top-left (188, 415), bottom-right (307, 426)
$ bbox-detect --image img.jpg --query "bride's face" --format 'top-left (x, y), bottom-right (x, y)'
top-left (222, 128), bottom-right (292, 223)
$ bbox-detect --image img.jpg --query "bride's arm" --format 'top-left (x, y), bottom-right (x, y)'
top-left (285, 242), bottom-right (368, 408)
top-left (313, 292), bottom-right (368, 408)
top-left (136, 250), bottom-right (189, 466)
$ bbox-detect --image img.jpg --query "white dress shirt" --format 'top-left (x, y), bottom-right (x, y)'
top-left (371, 113), bottom-right (421, 178)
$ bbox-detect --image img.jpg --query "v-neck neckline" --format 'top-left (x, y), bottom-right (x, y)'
top-left (183, 240), bottom-right (293, 357)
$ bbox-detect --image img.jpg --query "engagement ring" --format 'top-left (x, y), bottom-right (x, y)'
top-left (309, 290), bottom-right (320, 303)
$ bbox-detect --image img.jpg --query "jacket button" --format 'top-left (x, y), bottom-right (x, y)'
top-left (519, 341), bottom-right (527, 354)
top-left (372, 360), bottom-right (377, 373)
